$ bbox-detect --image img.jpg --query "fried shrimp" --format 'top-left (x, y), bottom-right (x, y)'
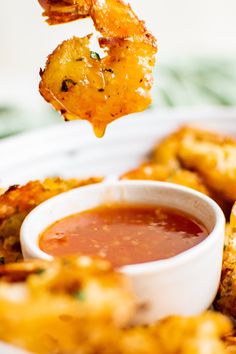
top-left (224, 335), bottom-right (236, 354)
top-left (121, 162), bottom-right (211, 195)
top-left (0, 177), bottom-right (102, 264)
top-left (0, 256), bottom-right (136, 354)
top-left (38, 0), bottom-right (157, 137)
top-left (215, 202), bottom-right (236, 317)
top-left (121, 162), bottom-right (233, 217)
top-left (117, 312), bottom-right (231, 354)
top-left (153, 126), bottom-right (236, 202)
top-left (149, 312), bottom-right (231, 354)
top-left (0, 254), bottom-right (232, 354)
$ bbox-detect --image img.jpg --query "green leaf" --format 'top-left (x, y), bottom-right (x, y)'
top-left (72, 290), bottom-right (86, 301)
top-left (0, 106), bottom-right (14, 115)
top-left (90, 51), bottom-right (101, 61)
top-left (35, 268), bottom-right (46, 275)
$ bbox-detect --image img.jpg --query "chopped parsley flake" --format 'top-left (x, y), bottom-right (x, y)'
top-left (72, 290), bottom-right (86, 301)
top-left (90, 51), bottom-right (101, 61)
top-left (61, 79), bottom-right (77, 92)
top-left (35, 268), bottom-right (46, 275)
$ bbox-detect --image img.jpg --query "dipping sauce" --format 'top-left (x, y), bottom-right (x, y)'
top-left (39, 204), bottom-right (208, 267)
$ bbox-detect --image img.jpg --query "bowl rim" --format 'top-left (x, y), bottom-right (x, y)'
top-left (20, 180), bottom-right (225, 275)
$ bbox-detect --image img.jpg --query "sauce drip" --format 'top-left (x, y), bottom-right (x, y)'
top-left (39, 204), bottom-right (208, 267)
top-left (92, 119), bottom-right (107, 138)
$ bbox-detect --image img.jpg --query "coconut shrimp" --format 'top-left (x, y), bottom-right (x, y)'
top-left (121, 162), bottom-right (233, 217)
top-left (38, 0), bottom-right (157, 137)
top-left (215, 202), bottom-right (236, 318)
top-left (0, 256), bottom-right (136, 353)
top-left (0, 256), bottom-right (232, 354)
top-left (121, 162), bottom-right (212, 195)
top-left (0, 177), bottom-right (102, 264)
top-left (153, 126), bottom-right (236, 202)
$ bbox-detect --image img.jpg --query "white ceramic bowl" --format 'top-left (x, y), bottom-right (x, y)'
top-left (20, 181), bottom-right (225, 323)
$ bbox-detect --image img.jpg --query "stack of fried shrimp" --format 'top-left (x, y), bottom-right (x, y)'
top-left (122, 125), bottom-right (236, 328)
top-left (0, 256), bottom-right (232, 354)
top-left (0, 125), bottom-right (236, 353)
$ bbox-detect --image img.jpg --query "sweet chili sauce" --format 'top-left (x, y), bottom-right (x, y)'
top-left (39, 204), bottom-right (208, 267)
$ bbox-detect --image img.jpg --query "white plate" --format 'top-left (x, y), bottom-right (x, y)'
top-left (0, 342), bottom-right (32, 354)
top-left (0, 106), bottom-right (236, 187)
top-left (0, 106), bottom-right (236, 353)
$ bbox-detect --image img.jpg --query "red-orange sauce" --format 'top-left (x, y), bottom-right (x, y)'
top-left (39, 204), bottom-right (208, 267)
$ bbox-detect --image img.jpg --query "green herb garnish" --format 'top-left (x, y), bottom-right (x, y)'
top-left (72, 290), bottom-right (86, 301)
top-left (35, 268), bottom-right (46, 275)
top-left (90, 51), bottom-right (101, 61)
top-left (61, 79), bottom-right (77, 92)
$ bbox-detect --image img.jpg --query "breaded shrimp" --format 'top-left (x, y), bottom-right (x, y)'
top-left (0, 256), bottom-right (136, 354)
top-left (224, 335), bottom-right (236, 354)
top-left (0, 256), bottom-right (232, 354)
top-left (117, 312), bottom-right (232, 354)
top-left (215, 202), bottom-right (236, 317)
top-left (152, 131), bottom-right (182, 168)
top-left (121, 162), bottom-right (232, 217)
top-left (121, 162), bottom-right (211, 195)
top-left (39, 0), bottom-right (157, 137)
top-left (153, 126), bottom-right (236, 202)
top-left (0, 177), bottom-right (102, 264)
top-left (148, 312), bottom-right (231, 354)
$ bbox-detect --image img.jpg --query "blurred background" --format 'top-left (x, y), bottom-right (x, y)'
top-left (0, 0), bottom-right (236, 138)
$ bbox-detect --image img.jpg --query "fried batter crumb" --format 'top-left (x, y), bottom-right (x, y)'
top-left (0, 177), bottom-right (102, 263)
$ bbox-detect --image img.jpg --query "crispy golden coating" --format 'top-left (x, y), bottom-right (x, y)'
top-left (0, 189), bottom-right (5, 196)
top-left (0, 256), bottom-right (232, 354)
top-left (215, 202), bottom-right (236, 317)
top-left (152, 132), bottom-right (181, 169)
top-left (39, 0), bottom-right (157, 137)
top-left (178, 130), bottom-right (236, 202)
top-left (0, 256), bottom-right (136, 354)
top-left (121, 162), bottom-right (211, 196)
top-left (0, 177), bottom-right (102, 264)
top-left (121, 162), bottom-right (233, 217)
top-left (150, 312), bottom-right (231, 354)
top-left (117, 312), bottom-right (232, 354)
top-left (153, 126), bottom-right (236, 202)
top-left (38, 0), bottom-right (91, 25)
top-left (225, 336), bottom-right (236, 354)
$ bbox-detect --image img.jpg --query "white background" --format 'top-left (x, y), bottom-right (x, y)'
top-left (0, 1), bottom-right (236, 107)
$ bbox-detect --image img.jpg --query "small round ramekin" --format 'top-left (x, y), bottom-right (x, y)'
top-left (20, 181), bottom-right (225, 324)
